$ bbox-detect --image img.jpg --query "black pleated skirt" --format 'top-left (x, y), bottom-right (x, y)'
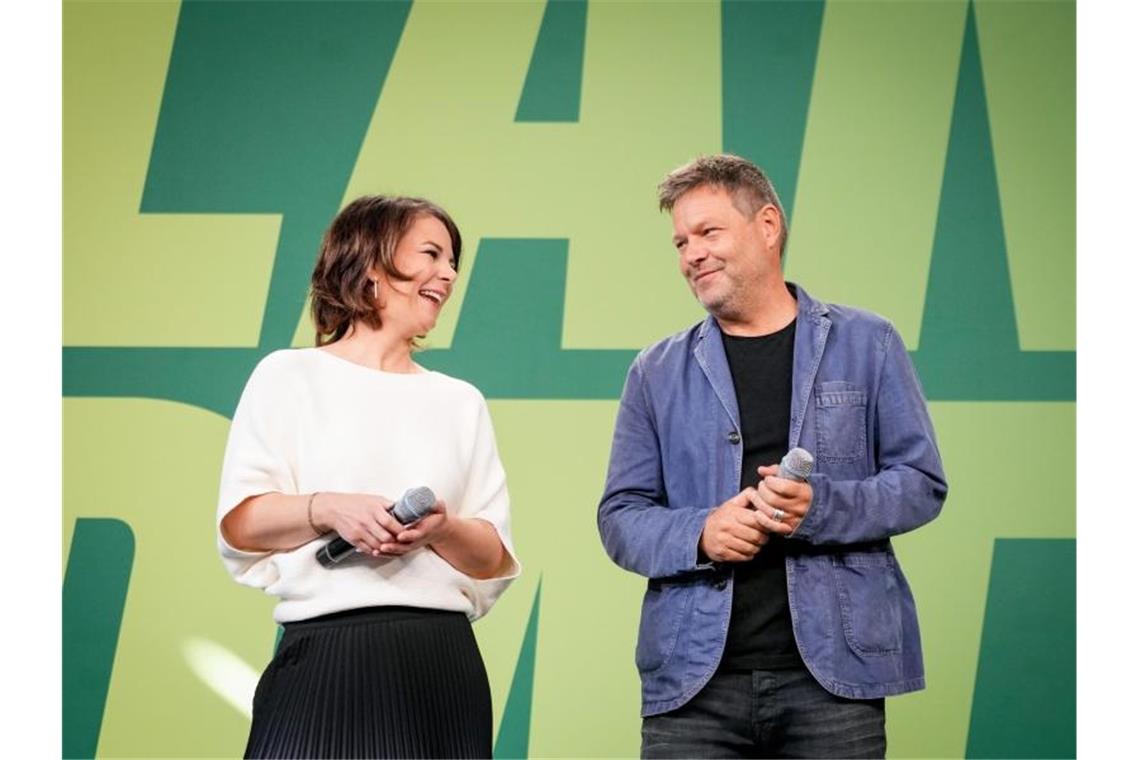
top-left (244, 606), bottom-right (492, 759)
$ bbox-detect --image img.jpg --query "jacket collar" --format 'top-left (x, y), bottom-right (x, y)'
top-left (789, 283), bottom-right (831, 447)
top-left (692, 282), bottom-right (831, 445)
top-left (693, 312), bottom-right (740, 428)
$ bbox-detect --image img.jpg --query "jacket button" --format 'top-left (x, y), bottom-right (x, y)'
top-left (714, 579), bottom-right (728, 591)
top-left (727, 431), bottom-right (741, 444)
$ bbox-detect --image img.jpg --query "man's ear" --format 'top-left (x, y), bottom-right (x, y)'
top-left (754, 203), bottom-right (783, 253)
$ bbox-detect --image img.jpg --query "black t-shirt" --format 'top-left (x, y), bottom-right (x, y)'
top-left (719, 317), bottom-right (804, 671)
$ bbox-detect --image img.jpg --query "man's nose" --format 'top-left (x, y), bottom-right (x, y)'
top-left (683, 242), bottom-right (708, 268)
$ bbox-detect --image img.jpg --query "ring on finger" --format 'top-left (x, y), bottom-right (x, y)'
top-left (772, 508), bottom-right (786, 521)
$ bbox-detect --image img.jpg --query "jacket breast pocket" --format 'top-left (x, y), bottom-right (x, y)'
top-left (832, 552), bottom-right (903, 656)
top-left (814, 382), bottom-right (867, 463)
top-left (635, 581), bottom-right (695, 674)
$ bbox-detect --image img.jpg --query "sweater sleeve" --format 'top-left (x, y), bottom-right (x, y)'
top-left (215, 353), bottom-right (298, 589)
top-left (457, 395), bottom-right (521, 619)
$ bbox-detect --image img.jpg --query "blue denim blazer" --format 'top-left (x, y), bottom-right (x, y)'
top-left (597, 284), bottom-right (948, 716)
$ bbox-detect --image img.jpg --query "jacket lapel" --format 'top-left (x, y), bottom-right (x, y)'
top-left (694, 315), bottom-right (741, 430)
top-left (789, 283), bottom-right (831, 448)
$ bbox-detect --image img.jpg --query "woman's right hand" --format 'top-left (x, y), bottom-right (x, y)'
top-left (311, 492), bottom-right (406, 557)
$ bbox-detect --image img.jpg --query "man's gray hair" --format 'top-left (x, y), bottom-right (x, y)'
top-left (657, 154), bottom-right (788, 256)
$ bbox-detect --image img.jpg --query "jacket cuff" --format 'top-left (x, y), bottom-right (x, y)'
top-left (674, 505), bottom-right (718, 574)
top-left (791, 474), bottom-right (828, 542)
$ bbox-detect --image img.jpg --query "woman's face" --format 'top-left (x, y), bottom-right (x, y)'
top-left (374, 214), bottom-right (458, 337)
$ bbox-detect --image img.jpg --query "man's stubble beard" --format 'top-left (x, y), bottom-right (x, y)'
top-left (701, 286), bottom-right (746, 324)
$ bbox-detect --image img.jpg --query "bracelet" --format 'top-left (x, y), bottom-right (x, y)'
top-left (307, 492), bottom-right (323, 536)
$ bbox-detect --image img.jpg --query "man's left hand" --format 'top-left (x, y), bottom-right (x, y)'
top-left (755, 465), bottom-right (813, 534)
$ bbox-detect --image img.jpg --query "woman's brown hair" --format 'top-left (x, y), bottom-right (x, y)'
top-left (310, 195), bottom-right (462, 346)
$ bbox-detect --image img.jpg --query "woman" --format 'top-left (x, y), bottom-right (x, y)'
top-left (216, 196), bottom-right (520, 759)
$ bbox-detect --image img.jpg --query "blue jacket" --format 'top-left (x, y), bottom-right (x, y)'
top-left (597, 284), bottom-right (947, 716)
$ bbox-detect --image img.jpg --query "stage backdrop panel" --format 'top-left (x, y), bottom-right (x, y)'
top-left (63, 1), bottom-right (1074, 757)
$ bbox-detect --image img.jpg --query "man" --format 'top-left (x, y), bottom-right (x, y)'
top-left (597, 154), bottom-right (947, 758)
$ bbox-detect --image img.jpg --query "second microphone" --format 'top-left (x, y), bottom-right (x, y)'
top-left (315, 486), bottom-right (437, 568)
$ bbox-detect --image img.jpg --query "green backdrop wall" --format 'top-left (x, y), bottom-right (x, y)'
top-left (62, 1), bottom-right (1075, 757)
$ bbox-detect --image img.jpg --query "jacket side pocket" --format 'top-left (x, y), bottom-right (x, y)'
top-left (832, 552), bottom-right (904, 656)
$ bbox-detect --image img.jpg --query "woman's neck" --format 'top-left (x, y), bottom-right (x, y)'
top-left (323, 322), bottom-right (419, 373)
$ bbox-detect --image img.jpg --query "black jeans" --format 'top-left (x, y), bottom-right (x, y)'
top-left (641, 667), bottom-right (885, 759)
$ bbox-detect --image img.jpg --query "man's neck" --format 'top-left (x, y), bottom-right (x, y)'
top-left (716, 280), bottom-right (799, 337)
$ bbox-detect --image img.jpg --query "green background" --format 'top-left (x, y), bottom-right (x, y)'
top-left (63, 1), bottom-right (1075, 757)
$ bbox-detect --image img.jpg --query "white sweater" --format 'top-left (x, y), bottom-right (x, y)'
top-left (216, 348), bottom-right (520, 623)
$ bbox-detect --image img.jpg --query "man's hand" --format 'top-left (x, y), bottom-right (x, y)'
top-left (755, 464), bottom-right (813, 534)
top-left (699, 488), bottom-right (793, 562)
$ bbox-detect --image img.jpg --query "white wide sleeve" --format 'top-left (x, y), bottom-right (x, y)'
top-left (215, 354), bottom-right (299, 589)
top-left (458, 397), bottom-right (521, 618)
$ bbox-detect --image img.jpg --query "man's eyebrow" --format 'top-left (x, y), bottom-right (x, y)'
top-left (672, 216), bottom-right (711, 245)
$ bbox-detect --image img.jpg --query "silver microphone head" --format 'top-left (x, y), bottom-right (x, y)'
top-left (392, 486), bottom-right (437, 524)
top-left (779, 448), bottom-right (814, 482)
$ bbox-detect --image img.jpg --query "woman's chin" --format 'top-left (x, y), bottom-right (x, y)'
top-left (389, 316), bottom-right (436, 342)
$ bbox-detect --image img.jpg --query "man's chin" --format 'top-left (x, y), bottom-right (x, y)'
top-left (704, 299), bottom-right (748, 325)
top-left (697, 293), bottom-right (727, 315)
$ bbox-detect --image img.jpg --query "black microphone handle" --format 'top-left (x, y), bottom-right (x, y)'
top-left (316, 536), bottom-right (357, 568)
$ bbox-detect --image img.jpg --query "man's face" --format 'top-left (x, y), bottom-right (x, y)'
top-left (670, 184), bottom-right (775, 322)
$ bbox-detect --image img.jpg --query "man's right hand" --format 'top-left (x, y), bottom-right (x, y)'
top-left (699, 488), bottom-right (793, 562)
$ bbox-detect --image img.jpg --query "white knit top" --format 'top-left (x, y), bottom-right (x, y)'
top-left (215, 348), bottom-right (520, 623)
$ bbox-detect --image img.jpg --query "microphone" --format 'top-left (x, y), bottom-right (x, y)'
top-left (315, 486), bottom-right (437, 568)
top-left (778, 447), bottom-right (814, 482)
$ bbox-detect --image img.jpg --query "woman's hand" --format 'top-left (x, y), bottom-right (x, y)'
top-left (380, 501), bottom-right (453, 556)
top-left (311, 492), bottom-right (406, 557)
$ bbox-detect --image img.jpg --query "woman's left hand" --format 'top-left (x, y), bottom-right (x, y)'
top-left (380, 501), bottom-right (453, 556)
